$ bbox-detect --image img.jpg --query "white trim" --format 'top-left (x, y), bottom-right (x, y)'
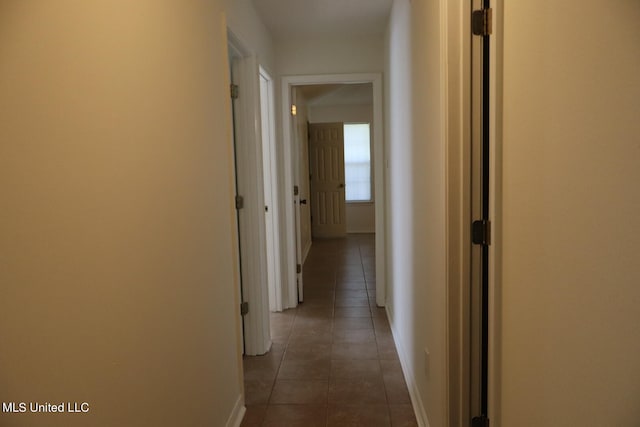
top-left (281, 73), bottom-right (386, 308)
top-left (387, 307), bottom-right (431, 427)
top-left (225, 395), bottom-right (246, 427)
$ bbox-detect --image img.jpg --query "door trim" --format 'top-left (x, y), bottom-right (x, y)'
top-left (281, 73), bottom-right (386, 308)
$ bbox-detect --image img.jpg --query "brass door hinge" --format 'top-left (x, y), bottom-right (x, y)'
top-left (472, 8), bottom-right (493, 36)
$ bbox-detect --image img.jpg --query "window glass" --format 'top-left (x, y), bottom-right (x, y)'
top-left (344, 123), bottom-right (371, 201)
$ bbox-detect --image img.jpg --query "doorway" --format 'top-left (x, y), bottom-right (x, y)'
top-left (281, 74), bottom-right (386, 308)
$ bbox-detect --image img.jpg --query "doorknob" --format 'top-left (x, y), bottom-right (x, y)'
top-left (338, 183), bottom-right (345, 188)
top-left (300, 199), bottom-right (307, 205)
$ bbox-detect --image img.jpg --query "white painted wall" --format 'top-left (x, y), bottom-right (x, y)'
top-left (385, 0), bottom-right (447, 425)
top-left (0, 2), bottom-right (269, 426)
top-left (498, 1), bottom-right (640, 425)
top-left (309, 104), bottom-right (376, 234)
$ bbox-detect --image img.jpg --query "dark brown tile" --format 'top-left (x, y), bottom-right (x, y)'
top-left (334, 306), bottom-right (372, 318)
top-left (327, 404), bottom-right (391, 427)
top-left (243, 353), bottom-right (282, 381)
top-left (373, 316), bottom-right (392, 333)
top-left (332, 342), bottom-right (379, 360)
top-left (244, 379), bottom-right (274, 405)
top-left (336, 289), bottom-right (369, 299)
top-left (288, 329), bottom-right (333, 345)
top-left (330, 359), bottom-right (382, 380)
top-left (371, 306), bottom-right (387, 318)
top-left (285, 342), bottom-right (332, 360)
top-left (335, 296), bottom-right (370, 307)
top-left (389, 404), bottom-right (418, 427)
top-left (270, 379), bottom-right (328, 404)
top-left (380, 359), bottom-right (403, 375)
top-left (336, 280), bottom-right (367, 290)
top-left (278, 358), bottom-right (331, 380)
top-left (333, 328), bottom-right (376, 343)
top-left (337, 272), bottom-right (366, 282)
top-left (376, 337), bottom-right (400, 360)
top-left (382, 371), bottom-right (411, 404)
top-left (334, 317), bottom-right (374, 331)
top-left (328, 378), bottom-right (387, 404)
top-left (240, 405), bottom-right (266, 427)
top-left (262, 404), bottom-right (327, 427)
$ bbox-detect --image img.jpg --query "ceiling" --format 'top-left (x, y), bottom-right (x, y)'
top-left (251, 0), bottom-right (393, 40)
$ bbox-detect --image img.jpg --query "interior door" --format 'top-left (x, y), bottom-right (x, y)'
top-left (308, 122), bottom-right (347, 238)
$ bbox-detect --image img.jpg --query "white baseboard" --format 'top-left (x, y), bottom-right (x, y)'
top-left (386, 306), bottom-right (431, 427)
top-left (225, 394), bottom-right (246, 427)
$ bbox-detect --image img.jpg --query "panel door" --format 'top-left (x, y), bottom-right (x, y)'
top-left (309, 123), bottom-right (346, 238)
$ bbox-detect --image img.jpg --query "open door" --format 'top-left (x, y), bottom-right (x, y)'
top-left (228, 35), bottom-right (271, 356)
top-left (308, 122), bottom-right (347, 238)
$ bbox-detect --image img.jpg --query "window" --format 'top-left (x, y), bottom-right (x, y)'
top-left (343, 123), bottom-right (371, 202)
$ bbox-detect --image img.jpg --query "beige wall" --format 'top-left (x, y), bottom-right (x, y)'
top-left (276, 35), bottom-right (384, 76)
top-left (498, 1), bottom-right (640, 425)
top-left (309, 104), bottom-right (376, 234)
top-left (385, 0), bottom-right (448, 425)
top-left (0, 2), bottom-right (243, 426)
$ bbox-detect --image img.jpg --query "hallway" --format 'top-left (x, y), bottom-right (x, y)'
top-left (241, 235), bottom-right (418, 426)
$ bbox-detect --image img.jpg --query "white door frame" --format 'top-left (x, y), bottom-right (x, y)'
top-left (259, 66), bottom-right (283, 313)
top-left (281, 73), bottom-right (386, 308)
top-left (228, 30), bottom-right (271, 356)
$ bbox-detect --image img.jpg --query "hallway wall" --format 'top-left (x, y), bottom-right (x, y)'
top-left (0, 2), bottom-right (248, 426)
top-left (385, 0), bottom-right (447, 425)
top-left (498, 1), bottom-right (640, 425)
top-left (276, 35), bottom-right (384, 76)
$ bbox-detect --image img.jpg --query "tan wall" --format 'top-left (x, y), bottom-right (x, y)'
top-left (499, 1), bottom-right (640, 425)
top-left (0, 2), bottom-right (243, 426)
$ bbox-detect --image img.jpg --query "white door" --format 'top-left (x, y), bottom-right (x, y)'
top-left (309, 122), bottom-right (347, 238)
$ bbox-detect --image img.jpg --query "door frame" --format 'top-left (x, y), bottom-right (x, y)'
top-left (281, 73), bottom-right (386, 308)
top-left (445, 0), bottom-right (502, 425)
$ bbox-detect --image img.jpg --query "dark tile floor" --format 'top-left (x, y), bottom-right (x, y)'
top-left (241, 234), bottom-right (418, 427)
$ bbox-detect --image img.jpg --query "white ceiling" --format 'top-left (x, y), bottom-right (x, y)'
top-left (251, 0), bottom-right (393, 39)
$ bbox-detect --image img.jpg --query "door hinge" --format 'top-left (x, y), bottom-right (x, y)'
top-left (472, 416), bottom-right (489, 427)
top-left (230, 84), bottom-right (239, 99)
top-left (240, 301), bottom-right (249, 316)
top-left (235, 195), bottom-right (244, 210)
top-left (472, 220), bottom-right (491, 245)
top-left (472, 8), bottom-right (493, 36)
top-left (294, 185), bottom-right (299, 196)
top-left (296, 264), bottom-right (302, 274)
